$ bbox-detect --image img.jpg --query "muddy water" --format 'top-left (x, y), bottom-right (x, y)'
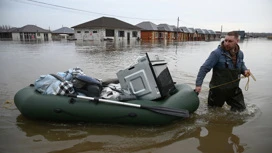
top-left (0, 39), bottom-right (271, 153)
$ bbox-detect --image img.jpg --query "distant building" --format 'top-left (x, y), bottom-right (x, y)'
top-left (207, 30), bottom-right (217, 40)
top-left (72, 17), bottom-right (141, 41)
top-left (157, 24), bottom-right (174, 40)
top-left (136, 21), bottom-right (158, 41)
top-left (234, 30), bottom-right (246, 39)
top-left (187, 28), bottom-right (195, 41)
top-left (0, 26), bottom-right (16, 40)
top-left (195, 28), bottom-right (205, 41)
top-left (11, 25), bottom-right (52, 41)
top-left (202, 29), bottom-right (210, 41)
top-left (173, 26), bottom-right (183, 41)
top-left (52, 27), bottom-right (75, 40)
top-left (216, 31), bottom-right (222, 39)
top-left (180, 27), bottom-right (190, 41)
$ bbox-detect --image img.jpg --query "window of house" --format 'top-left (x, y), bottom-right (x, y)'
top-left (77, 31), bottom-right (81, 33)
top-left (159, 32), bottom-right (163, 38)
top-left (118, 31), bottom-right (124, 37)
top-left (37, 33), bottom-right (40, 36)
top-left (132, 31), bottom-right (138, 37)
top-left (85, 31), bottom-right (89, 33)
top-left (106, 29), bottom-right (114, 37)
top-left (93, 31), bottom-right (97, 33)
top-left (155, 32), bottom-right (158, 38)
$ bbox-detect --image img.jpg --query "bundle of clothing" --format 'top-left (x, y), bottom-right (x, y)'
top-left (34, 67), bottom-right (136, 101)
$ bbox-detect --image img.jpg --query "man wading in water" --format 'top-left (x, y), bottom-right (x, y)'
top-left (195, 31), bottom-right (251, 112)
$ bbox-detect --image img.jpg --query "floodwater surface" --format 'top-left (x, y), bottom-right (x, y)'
top-left (0, 39), bottom-right (271, 153)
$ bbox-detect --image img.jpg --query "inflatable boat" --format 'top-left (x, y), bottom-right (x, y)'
top-left (14, 83), bottom-right (199, 125)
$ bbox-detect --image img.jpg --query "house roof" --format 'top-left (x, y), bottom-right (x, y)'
top-left (52, 27), bottom-right (74, 34)
top-left (170, 25), bottom-right (182, 32)
top-left (0, 27), bottom-right (17, 32)
top-left (180, 27), bottom-right (189, 33)
top-left (12, 25), bottom-right (50, 33)
top-left (157, 27), bottom-right (165, 31)
top-left (188, 28), bottom-right (195, 33)
top-left (72, 16), bottom-right (141, 30)
top-left (234, 30), bottom-right (246, 36)
top-left (195, 28), bottom-right (205, 34)
top-left (173, 27), bottom-right (182, 32)
top-left (157, 24), bottom-right (174, 31)
top-left (202, 29), bottom-right (210, 34)
top-left (169, 25), bottom-right (176, 29)
top-left (208, 30), bottom-right (216, 35)
top-left (136, 21), bottom-right (158, 31)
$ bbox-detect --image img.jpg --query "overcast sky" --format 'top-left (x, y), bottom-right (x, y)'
top-left (1, 0), bottom-right (271, 32)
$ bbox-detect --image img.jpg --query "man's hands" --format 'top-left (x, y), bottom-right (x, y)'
top-left (195, 86), bottom-right (202, 94)
top-left (195, 69), bottom-right (251, 94)
top-left (244, 69), bottom-right (251, 77)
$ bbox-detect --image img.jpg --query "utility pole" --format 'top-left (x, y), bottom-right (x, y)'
top-left (176, 17), bottom-right (179, 40)
top-left (220, 25), bottom-right (223, 38)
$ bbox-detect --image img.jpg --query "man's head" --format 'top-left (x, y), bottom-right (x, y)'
top-left (223, 31), bottom-right (239, 51)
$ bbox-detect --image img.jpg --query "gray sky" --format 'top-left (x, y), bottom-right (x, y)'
top-left (1, 0), bottom-right (271, 32)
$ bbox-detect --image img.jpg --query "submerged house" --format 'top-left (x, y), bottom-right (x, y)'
top-left (202, 29), bottom-right (210, 41)
top-left (156, 24), bottom-right (174, 40)
top-left (180, 27), bottom-right (190, 41)
top-left (201, 29), bottom-right (217, 41)
top-left (157, 24), bottom-right (174, 40)
top-left (234, 30), bottom-right (246, 39)
top-left (0, 26), bottom-right (16, 40)
top-left (208, 30), bottom-right (217, 41)
top-left (11, 25), bottom-right (51, 41)
top-left (52, 27), bottom-right (75, 40)
top-left (136, 21), bottom-right (158, 41)
top-left (195, 28), bottom-right (205, 41)
top-left (72, 17), bottom-right (141, 41)
top-left (216, 31), bottom-right (222, 39)
top-left (173, 26), bottom-right (183, 41)
top-left (187, 28), bottom-right (196, 41)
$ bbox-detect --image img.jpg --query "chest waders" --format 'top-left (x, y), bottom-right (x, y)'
top-left (208, 55), bottom-right (246, 112)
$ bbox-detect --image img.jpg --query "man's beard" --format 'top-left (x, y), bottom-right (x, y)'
top-left (224, 44), bottom-right (235, 51)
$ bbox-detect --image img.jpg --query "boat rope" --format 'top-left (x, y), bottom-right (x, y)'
top-left (210, 72), bottom-right (256, 91)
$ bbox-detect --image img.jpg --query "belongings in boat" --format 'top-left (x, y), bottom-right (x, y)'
top-left (34, 73), bottom-right (75, 95)
top-left (72, 74), bottom-right (102, 97)
top-left (33, 53), bottom-right (176, 101)
top-left (33, 67), bottom-right (99, 96)
top-left (33, 67), bottom-right (136, 101)
top-left (100, 83), bottom-right (137, 101)
top-left (116, 53), bottom-right (176, 100)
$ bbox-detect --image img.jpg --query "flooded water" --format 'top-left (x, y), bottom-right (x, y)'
top-left (0, 38), bottom-right (271, 153)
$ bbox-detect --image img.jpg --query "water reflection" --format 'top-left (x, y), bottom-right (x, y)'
top-left (194, 122), bottom-right (245, 153)
top-left (191, 106), bottom-right (259, 153)
top-left (16, 114), bottom-right (196, 152)
top-left (16, 106), bottom-right (253, 153)
top-left (48, 141), bottom-right (105, 153)
top-left (74, 39), bottom-right (142, 52)
top-left (74, 39), bottom-right (182, 53)
top-left (196, 126), bottom-right (244, 153)
top-left (16, 115), bottom-right (89, 141)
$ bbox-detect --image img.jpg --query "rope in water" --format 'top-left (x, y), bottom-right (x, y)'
top-left (209, 72), bottom-right (256, 91)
